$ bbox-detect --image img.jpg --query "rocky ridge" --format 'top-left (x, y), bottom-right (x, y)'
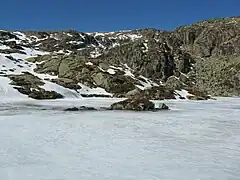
top-left (0, 16), bottom-right (239, 100)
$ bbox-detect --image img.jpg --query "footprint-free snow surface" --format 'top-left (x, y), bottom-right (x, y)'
top-left (0, 98), bottom-right (240, 180)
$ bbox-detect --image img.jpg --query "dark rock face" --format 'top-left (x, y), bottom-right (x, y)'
top-left (159, 103), bottom-right (169, 110)
top-left (110, 98), bottom-right (155, 111)
top-left (8, 72), bottom-right (64, 100)
top-left (64, 106), bottom-right (97, 111)
top-left (51, 78), bottom-right (81, 90)
top-left (28, 89), bottom-right (63, 100)
top-left (110, 97), bottom-right (169, 111)
top-left (126, 86), bottom-right (176, 100)
top-left (8, 72), bottom-right (44, 87)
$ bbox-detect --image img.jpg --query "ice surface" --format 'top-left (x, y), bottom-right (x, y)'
top-left (0, 98), bottom-right (239, 180)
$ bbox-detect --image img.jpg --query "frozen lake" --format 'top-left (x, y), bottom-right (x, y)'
top-left (0, 98), bottom-right (240, 180)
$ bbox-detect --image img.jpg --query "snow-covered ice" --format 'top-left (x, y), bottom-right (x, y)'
top-left (0, 97), bottom-right (240, 180)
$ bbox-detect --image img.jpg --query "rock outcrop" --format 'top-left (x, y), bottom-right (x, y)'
top-left (110, 97), bottom-right (169, 111)
top-left (1, 17), bottom-right (240, 99)
top-left (8, 72), bottom-right (64, 99)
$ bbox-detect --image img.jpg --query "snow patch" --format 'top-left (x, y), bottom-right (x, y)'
top-left (175, 89), bottom-right (194, 99)
top-left (142, 42), bottom-right (149, 53)
top-left (0, 45), bottom-right (10, 50)
top-left (86, 62), bottom-right (93, 66)
top-left (0, 76), bottom-right (28, 100)
top-left (78, 83), bottom-right (112, 97)
top-left (40, 81), bottom-right (82, 98)
top-left (90, 50), bottom-right (102, 58)
top-left (107, 69), bottom-right (116, 75)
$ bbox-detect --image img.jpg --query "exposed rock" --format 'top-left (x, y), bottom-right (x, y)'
top-left (80, 94), bottom-right (111, 98)
top-left (51, 78), bottom-right (81, 90)
top-left (8, 72), bottom-right (63, 99)
top-left (159, 103), bottom-right (169, 110)
top-left (165, 76), bottom-right (185, 90)
top-left (28, 89), bottom-right (63, 100)
top-left (110, 97), bottom-right (170, 111)
top-left (64, 107), bottom-right (79, 111)
top-left (110, 97), bottom-right (155, 111)
top-left (64, 106), bottom-right (97, 111)
top-left (186, 95), bottom-right (208, 100)
top-left (91, 72), bottom-right (136, 95)
top-left (0, 49), bottom-right (26, 54)
top-left (8, 72), bottom-right (44, 87)
top-left (126, 86), bottom-right (175, 100)
top-left (1, 17), bottom-right (240, 99)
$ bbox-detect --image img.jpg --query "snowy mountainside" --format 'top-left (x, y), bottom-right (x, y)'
top-left (1, 17), bottom-right (240, 100)
top-left (1, 29), bottom-right (174, 100)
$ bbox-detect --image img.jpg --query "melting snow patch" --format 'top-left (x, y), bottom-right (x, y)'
top-left (0, 76), bottom-right (28, 100)
top-left (128, 34), bottom-right (143, 40)
top-left (124, 69), bottom-right (135, 77)
top-left (135, 75), bottom-right (159, 90)
top-left (0, 45), bottom-right (10, 50)
top-left (110, 65), bottom-right (123, 71)
top-left (98, 67), bottom-right (105, 72)
top-left (90, 50), bottom-right (102, 58)
top-left (66, 33), bottom-right (73, 37)
top-left (68, 41), bottom-right (83, 45)
top-left (86, 62), bottom-right (93, 66)
top-left (78, 83), bottom-right (113, 97)
top-left (122, 64), bottom-right (135, 77)
top-left (175, 89), bottom-right (193, 99)
top-left (107, 69), bottom-right (115, 75)
top-left (12, 31), bottom-right (32, 43)
top-left (40, 80), bottom-right (81, 98)
top-left (112, 42), bottom-right (120, 48)
top-left (0, 55), bottom-right (33, 74)
top-left (79, 33), bottom-right (85, 39)
top-left (142, 42), bottom-right (148, 53)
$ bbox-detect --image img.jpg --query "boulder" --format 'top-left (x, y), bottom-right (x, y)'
top-left (64, 106), bottom-right (97, 111)
top-left (165, 76), bottom-right (185, 90)
top-left (159, 103), bottom-right (169, 110)
top-left (110, 98), bottom-right (154, 111)
top-left (110, 97), bottom-right (158, 111)
top-left (29, 89), bottom-right (63, 100)
top-left (127, 86), bottom-right (176, 100)
top-left (8, 72), bottom-right (44, 87)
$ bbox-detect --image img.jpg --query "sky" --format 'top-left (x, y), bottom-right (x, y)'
top-left (1, 0), bottom-right (239, 32)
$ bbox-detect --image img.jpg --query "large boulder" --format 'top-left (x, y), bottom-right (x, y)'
top-left (110, 97), bottom-right (155, 111)
top-left (126, 86), bottom-right (176, 100)
top-left (28, 89), bottom-right (63, 100)
top-left (64, 106), bottom-right (97, 111)
top-left (165, 76), bottom-right (185, 90)
top-left (110, 97), bottom-right (169, 111)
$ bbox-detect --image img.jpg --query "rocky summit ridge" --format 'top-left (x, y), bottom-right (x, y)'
top-left (0, 16), bottom-right (239, 100)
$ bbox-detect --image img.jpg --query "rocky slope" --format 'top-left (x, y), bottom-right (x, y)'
top-left (0, 16), bottom-right (239, 100)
